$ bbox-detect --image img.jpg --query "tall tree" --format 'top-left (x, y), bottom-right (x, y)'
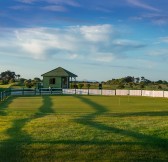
top-left (141, 76), bottom-right (145, 82)
top-left (0, 70), bottom-right (16, 83)
top-left (135, 77), bottom-right (140, 83)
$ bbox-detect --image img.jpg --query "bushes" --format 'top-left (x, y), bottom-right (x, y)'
top-left (78, 83), bottom-right (84, 89)
top-left (24, 80), bottom-right (34, 88)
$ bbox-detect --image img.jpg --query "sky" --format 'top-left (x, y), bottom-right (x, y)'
top-left (0, 0), bottom-right (168, 81)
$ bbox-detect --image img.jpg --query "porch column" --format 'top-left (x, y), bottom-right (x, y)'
top-left (67, 76), bottom-right (69, 89)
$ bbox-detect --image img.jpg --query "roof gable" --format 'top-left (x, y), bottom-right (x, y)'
top-left (41, 67), bottom-right (78, 77)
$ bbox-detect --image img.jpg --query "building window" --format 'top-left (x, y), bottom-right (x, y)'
top-left (49, 78), bottom-right (56, 84)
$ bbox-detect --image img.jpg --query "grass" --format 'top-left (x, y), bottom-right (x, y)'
top-left (0, 84), bottom-right (13, 88)
top-left (0, 95), bottom-right (168, 161)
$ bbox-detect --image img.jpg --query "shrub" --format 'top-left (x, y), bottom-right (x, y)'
top-left (78, 83), bottom-right (84, 89)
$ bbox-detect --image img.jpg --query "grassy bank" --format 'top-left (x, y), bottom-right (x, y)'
top-left (0, 95), bottom-right (168, 161)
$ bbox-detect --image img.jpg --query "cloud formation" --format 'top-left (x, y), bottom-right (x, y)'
top-left (16, 0), bottom-right (80, 7)
top-left (131, 13), bottom-right (168, 25)
top-left (0, 25), bottom-right (146, 62)
top-left (160, 37), bottom-right (168, 43)
top-left (127, 0), bottom-right (160, 12)
top-left (148, 49), bottom-right (168, 57)
top-left (41, 5), bottom-right (67, 12)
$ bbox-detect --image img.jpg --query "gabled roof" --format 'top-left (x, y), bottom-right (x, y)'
top-left (41, 67), bottom-right (78, 77)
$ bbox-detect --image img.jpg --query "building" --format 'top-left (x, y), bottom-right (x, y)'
top-left (41, 67), bottom-right (78, 88)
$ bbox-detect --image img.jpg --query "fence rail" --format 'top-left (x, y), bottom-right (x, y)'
top-left (1, 88), bottom-right (168, 102)
top-left (11, 88), bottom-right (168, 98)
top-left (0, 89), bottom-right (11, 102)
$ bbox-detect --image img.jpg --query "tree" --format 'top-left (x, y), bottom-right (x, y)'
top-left (139, 83), bottom-right (145, 89)
top-left (156, 80), bottom-right (163, 84)
top-left (0, 70), bottom-right (20, 84)
top-left (134, 77), bottom-right (140, 83)
top-left (33, 77), bottom-right (41, 82)
top-left (141, 76), bottom-right (145, 82)
top-left (117, 83), bottom-right (125, 89)
top-left (24, 79), bottom-right (33, 88)
top-left (9, 78), bottom-right (15, 84)
top-left (78, 83), bottom-right (84, 89)
top-left (15, 74), bottom-right (21, 80)
top-left (158, 85), bottom-right (162, 89)
top-left (123, 76), bottom-right (134, 83)
top-left (86, 83), bottom-right (91, 89)
top-left (1, 70), bottom-right (15, 79)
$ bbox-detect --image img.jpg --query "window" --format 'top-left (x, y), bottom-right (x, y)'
top-left (49, 78), bottom-right (56, 84)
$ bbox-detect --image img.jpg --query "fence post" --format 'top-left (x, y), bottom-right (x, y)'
top-left (8, 88), bottom-right (11, 96)
top-left (34, 88), bottom-right (36, 95)
top-left (163, 90), bottom-right (164, 98)
top-left (3, 91), bottom-right (6, 100)
top-left (0, 92), bottom-right (2, 101)
top-left (128, 90), bottom-right (130, 96)
top-left (22, 88), bottom-right (24, 95)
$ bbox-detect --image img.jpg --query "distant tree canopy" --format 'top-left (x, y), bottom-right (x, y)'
top-left (1, 69), bottom-right (168, 90)
top-left (106, 76), bottom-right (168, 86)
top-left (0, 70), bottom-right (20, 84)
top-left (24, 78), bottom-right (42, 88)
top-left (0, 70), bottom-right (43, 88)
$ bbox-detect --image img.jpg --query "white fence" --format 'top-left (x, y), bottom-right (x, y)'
top-left (164, 91), bottom-right (168, 98)
top-left (63, 89), bottom-right (116, 96)
top-left (142, 90), bottom-right (164, 98)
top-left (9, 88), bottom-right (168, 98)
top-left (116, 90), bottom-right (129, 96)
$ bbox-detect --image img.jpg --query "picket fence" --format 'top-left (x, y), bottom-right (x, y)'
top-left (63, 89), bottom-right (168, 98)
top-left (1, 88), bottom-right (168, 102)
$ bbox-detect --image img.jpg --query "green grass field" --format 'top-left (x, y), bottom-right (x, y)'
top-left (0, 95), bottom-right (168, 161)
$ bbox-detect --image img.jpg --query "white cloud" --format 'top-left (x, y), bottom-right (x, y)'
top-left (46, 0), bottom-right (80, 7)
top-left (95, 53), bottom-right (115, 62)
top-left (16, 0), bottom-right (36, 4)
top-left (10, 5), bottom-right (31, 10)
top-left (41, 5), bottom-right (67, 12)
top-left (17, 0), bottom-right (80, 7)
top-left (148, 49), bottom-right (168, 57)
top-left (127, 0), bottom-right (160, 12)
top-left (79, 24), bottom-right (113, 42)
top-left (160, 37), bottom-right (168, 43)
top-left (67, 53), bottom-right (78, 60)
top-left (0, 25), bottom-right (146, 62)
top-left (133, 13), bottom-right (168, 25)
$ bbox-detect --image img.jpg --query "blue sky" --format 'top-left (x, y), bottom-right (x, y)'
top-left (0, 0), bottom-right (168, 81)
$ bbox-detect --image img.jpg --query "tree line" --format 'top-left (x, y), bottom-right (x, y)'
top-left (1, 70), bottom-right (168, 90)
top-left (0, 70), bottom-right (41, 88)
top-left (104, 76), bottom-right (168, 90)
top-left (73, 76), bottom-right (168, 90)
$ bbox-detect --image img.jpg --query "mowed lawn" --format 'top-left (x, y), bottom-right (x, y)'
top-left (0, 95), bottom-right (168, 161)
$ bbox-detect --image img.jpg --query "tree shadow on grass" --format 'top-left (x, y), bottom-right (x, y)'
top-left (0, 95), bottom-right (168, 161)
top-left (73, 96), bottom-right (168, 151)
top-left (0, 96), bottom-right (54, 161)
top-left (0, 97), bottom-right (14, 116)
top-left (35, 96), bottom-right (55, 117)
